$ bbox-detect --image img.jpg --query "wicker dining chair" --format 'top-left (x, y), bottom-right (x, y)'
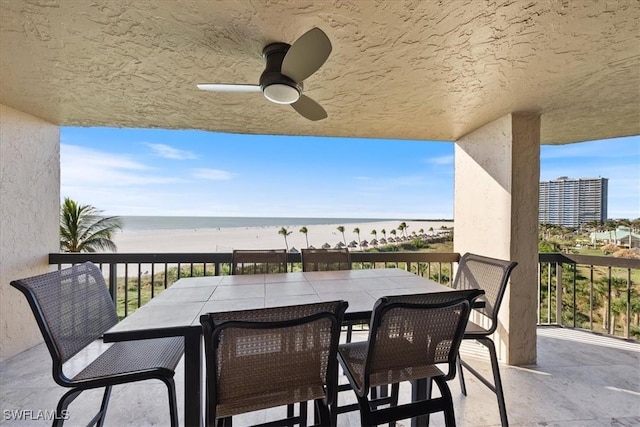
top-left (453, 253), bottom-right (518, 427)
top-left (301, 248), bottom-right (351, 272)
top-left (231, 249), bottom-right (288, 275)
top-left (10, 262), bottom-right (183, 427)
top-left (200, 301), bottom-right (348, 427)
top-left (338, 289), bottom-right (483, 427)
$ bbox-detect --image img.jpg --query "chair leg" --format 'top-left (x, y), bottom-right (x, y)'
top-left (314, 399), bottom-right (331, 426)
top-left (287, 403), bottom-right (294, 419)
top-left (217, 416), bottom-right (232, 427)
top-left (433, 376), bottom-right (456, 427)
top-left (96, 386), bottom-right (112, 427)
top-left (160, 377), bottom-right (180, 427)
top-left (54, 388), bottom-right (82, 427)
top-left (355, 393), bottom-right (375, 427)
top-left (457, 353), bottom-right (467, 396)
top-left (481, 337), bottom-right (509, 427)
top-left (424, 378), bottom-right (433, 426)
top-left (388, 383), bottom-right (400, 427)
top-left (299, 401), bottom-right (308, 427)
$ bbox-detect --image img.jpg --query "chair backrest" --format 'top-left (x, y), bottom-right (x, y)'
top-left (231, 249), bottom-right (288, 274)
top-left (301, 248), bottom-right (351, 272)
top-left (452, 253), bottom-right (518, 333)
top-left (200, 301), bottom-right (348, 421)
top-left (357, 290), bottom-right (482, 393)
top-left (10, 262), bottom-right (118, 379)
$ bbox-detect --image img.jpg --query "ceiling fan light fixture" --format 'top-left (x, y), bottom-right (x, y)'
top-left (262, 83), bottom-right (300, 104)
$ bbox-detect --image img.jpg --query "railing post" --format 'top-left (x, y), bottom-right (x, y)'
top-left (626, 268), bottom-right (631, 340)
top-left (109, 263), bottom-right (118, 305)
top-left (555, 262), bottom-right (563, 325)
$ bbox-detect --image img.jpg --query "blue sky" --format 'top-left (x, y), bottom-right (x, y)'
top-left (60, 127), bottom-right (640, 219)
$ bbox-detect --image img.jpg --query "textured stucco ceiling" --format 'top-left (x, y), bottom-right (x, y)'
top-left (1, 0), bottom-right (638, 144)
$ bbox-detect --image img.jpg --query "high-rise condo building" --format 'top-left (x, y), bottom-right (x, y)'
top-left (539, 177), bottom-right (608, 228)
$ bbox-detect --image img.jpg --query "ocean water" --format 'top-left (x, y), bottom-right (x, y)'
top-left (118, 216), bottom-right (401, 231)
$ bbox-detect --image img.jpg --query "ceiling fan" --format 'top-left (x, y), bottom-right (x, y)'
top-left (197, 28), bottom-right (331, 121)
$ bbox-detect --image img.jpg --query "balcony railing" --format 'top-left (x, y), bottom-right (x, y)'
top-left (48, 251), bottom-right (640, 340)
top-left (538, 253), bottom-right (639, 340)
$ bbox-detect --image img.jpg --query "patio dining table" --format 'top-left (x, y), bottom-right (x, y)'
top-left (103, 268), bottom-right (464, 427)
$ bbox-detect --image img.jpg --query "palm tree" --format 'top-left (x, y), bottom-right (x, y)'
top-left (353, 227), bottom-right (361, 247)
top-left (381, 228), bottom-right (387, 239)
top-left (398, 221), bottom-right (408, 237)
top-left (390, 229), bottom-right (397, 237)
top-left (299, 226), bottom-right (309, 248)
top-left (337, 226), bottom-right (346, 245)
top-left (60, 197), bottom-right (122, 252)
top-left (279, 227), bottom-right (292, 251)
top-left (370, 229), bottom-right (377, 240)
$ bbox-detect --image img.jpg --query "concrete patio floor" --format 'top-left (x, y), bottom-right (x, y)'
top-left (1, 326), bottom-right (638, 426)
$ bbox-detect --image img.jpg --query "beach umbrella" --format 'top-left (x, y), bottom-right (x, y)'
top-left (309, 245), bottom-right (316, 249)
top-left (348, 241), bottom-right (357, 248)
top-left (370, 238), bottom-right (378, 246)
top-left (336, 241), bottom-right (345, 247)
top-left (322, 242), bottom-right (331, 249)
top-left (361, 240), bottom-right (369, 247)
top-left (290, 247), bottom-right (299, 253)
top-left (388, 237), bottom-right (395, 243)
top-left (379, 238), bottom-right (387, 244)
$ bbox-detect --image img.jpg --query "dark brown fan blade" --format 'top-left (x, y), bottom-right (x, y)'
top-left (281, 28), bottom-right (332, 83)
top-left (291, 95), bottom-right (327, 121)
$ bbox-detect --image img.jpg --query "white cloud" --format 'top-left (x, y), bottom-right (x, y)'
top-left (63, 144), bottom-right (149, 171)
top-left (191, 168), bottom-right (234, 180)
top-left (426, 155), bottom-right (454, 165)
top-left (61, 144), bottom-right (185, 189)
top-left (146, 143), bottom-right (198, 160)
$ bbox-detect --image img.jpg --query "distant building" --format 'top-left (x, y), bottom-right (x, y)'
top-left (539, 177), bottom-right (608, 228)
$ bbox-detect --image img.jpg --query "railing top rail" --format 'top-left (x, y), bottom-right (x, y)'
top-left (539, 253), bottom-right (640, 269)
top-left (49, 251), bottom-right (461, 265)
top-left (50, 252), bottom-right (639, 269)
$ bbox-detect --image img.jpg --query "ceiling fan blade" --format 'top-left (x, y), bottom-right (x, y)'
top-left (291, 95), bottom-right (327, 121)
top-left (197, 83), bottom-right (261, 93)
top-left (281, 28), bottom-right (332, 83)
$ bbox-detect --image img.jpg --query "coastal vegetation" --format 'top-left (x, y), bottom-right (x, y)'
top-left (337, 225), bottom-right (346, 245)
top-left (60, 197), bottom-right (121, 252)
top-left (278, 226), bottom-right (292, 251)
top-left (299, 226), bottom-right (309, 248)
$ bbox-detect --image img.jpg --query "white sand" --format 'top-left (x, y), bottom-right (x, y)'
top-left (111, 220), bottom-right (452, 253)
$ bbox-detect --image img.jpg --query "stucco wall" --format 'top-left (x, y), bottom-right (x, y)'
top-left (0, 104), bottom-right (59, 361)
top-left (454, 113), bottom-right (540, 365)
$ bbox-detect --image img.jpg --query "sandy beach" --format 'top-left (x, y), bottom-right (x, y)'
top-left (112, 220), bottom-right (452, 253)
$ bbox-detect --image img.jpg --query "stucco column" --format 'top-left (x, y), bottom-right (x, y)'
top-left (0, 104), bottom-right (60, 361)
top-left (454, 113), bottom-right (540, 365)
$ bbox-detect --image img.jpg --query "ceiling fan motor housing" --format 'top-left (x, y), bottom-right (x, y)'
top-left (260, 43), bottom-right (303, 104)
